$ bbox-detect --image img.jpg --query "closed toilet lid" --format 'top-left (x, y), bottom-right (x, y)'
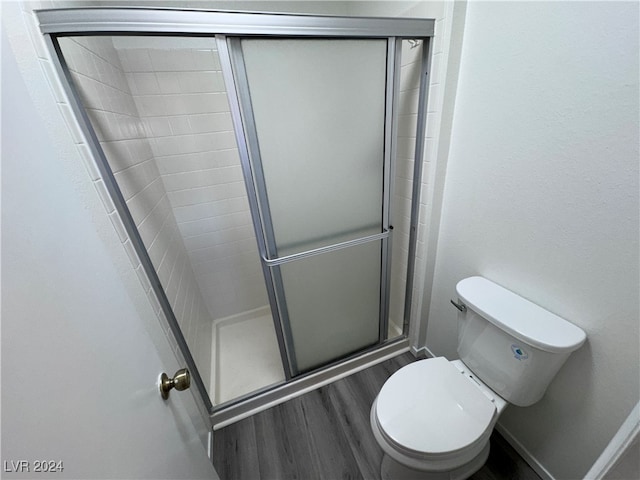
top-left (376, 357), bottom-right (496, 455)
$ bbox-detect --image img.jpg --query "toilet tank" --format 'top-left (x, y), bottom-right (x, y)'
top-left (455, 276), bottom-right (586, 407)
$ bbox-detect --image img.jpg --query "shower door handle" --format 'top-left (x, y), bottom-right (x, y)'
top-left (261, 230), bottom-right (391, 267)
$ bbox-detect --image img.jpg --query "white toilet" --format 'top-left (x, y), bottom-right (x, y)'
top-left (371, 276), bottom-right (586, 480)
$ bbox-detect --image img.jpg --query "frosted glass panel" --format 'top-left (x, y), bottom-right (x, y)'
top-left (279, 241), bottom-right (382, 373)
top-left (241, 39), bottom-right (387, 256)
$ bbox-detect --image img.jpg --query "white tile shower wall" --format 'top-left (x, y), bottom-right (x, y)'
top-left (59, 36), bottom-right (213, 384)
top-left (117, 44), bottom-right (268, 320)
top-left (388, 40), bottom-right (423, 332)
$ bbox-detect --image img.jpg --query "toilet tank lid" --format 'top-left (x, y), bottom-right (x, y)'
top-left (456, 277), bottom-right (586, 353)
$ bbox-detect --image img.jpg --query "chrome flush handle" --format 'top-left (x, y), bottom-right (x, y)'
top-left (450, 299), bottom-right (467, 313)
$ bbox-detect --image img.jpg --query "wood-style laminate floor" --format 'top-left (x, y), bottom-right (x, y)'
top-left (213, 353), bottom-right (542, 480)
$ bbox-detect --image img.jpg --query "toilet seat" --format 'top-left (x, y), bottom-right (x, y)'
top-left (375, 357), bottom-right (496, 460)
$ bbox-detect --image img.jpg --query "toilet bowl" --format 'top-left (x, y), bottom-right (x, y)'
top-left (370, 276), bottom-right (587, 479)
top-left (370, 357), bottom-right (507, 480)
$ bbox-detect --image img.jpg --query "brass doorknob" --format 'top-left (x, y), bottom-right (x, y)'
top-left (159, 368), bottom-right (190, 400)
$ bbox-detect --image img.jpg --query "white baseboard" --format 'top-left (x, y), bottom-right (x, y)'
top-left (495, 423), bottom-right (555, 480)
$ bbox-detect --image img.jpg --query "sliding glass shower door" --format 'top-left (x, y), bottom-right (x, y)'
top-left (228, 38), bottom-right (393, 375)
top-left (41, 5), bottom-right (435, 414)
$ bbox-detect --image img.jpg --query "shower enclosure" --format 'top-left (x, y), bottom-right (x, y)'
top-left (37, 7), bottom-right (434, 424)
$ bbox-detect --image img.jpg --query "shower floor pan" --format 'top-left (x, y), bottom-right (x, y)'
top-left (210, 306), bottom-right (285, 405)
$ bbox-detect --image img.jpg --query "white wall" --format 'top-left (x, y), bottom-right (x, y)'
top-left (425, 2), bottom-right (639, 478)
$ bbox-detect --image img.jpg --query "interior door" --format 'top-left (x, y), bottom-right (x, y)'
top-left (1, 15), bottom-right (218, 479)
top-left (230, 38), bottom-right (391, 374)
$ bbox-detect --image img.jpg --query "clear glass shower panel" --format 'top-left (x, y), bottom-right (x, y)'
top-left (241, 39), bottom-right (388, 257)
top-left (278, 241), bottom-right (382, 373)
